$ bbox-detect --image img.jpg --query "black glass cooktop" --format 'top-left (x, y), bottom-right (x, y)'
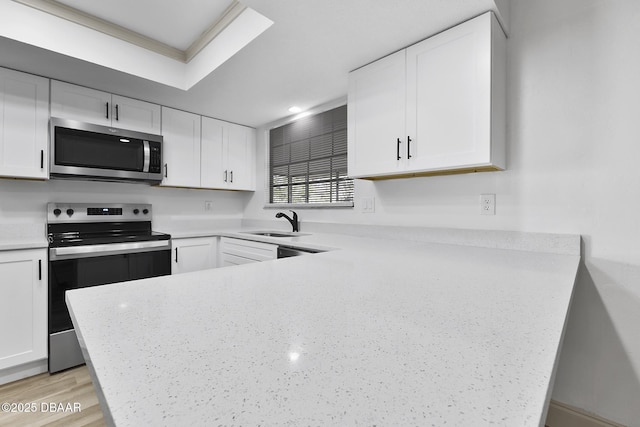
top-left (48, 221), bottom-right (170, 247)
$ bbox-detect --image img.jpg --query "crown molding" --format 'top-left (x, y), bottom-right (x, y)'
top-left (12, 0), bottom-right (246, 64)
top-left (185, 1), bottom-right (246, 63)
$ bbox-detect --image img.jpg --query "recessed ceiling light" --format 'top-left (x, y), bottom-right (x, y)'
top-left (288, 106), bottom-right (302, 113)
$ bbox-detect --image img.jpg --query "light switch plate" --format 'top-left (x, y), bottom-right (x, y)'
top-left (361, 197), bottom-right (375, 213)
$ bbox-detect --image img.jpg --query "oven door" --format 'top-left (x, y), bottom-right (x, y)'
top-left (48, 241), bottom-right (170, 373)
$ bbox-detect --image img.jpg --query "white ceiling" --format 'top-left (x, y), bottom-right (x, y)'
top-left (0, 0), bottom-right (507, 128)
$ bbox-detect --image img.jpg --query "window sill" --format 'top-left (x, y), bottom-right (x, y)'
top-left (264, 202), bottom-right (354, 209)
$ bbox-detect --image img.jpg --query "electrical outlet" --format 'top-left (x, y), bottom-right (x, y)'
top-left (204, 201), bottom-right (214, 212)
top-left (361, 197), bottom-right (375, 213)
top-left (480, 194), bottom-right (495, 215)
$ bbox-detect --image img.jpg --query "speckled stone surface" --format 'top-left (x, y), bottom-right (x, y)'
top-left (0, 223), bottom-right (47, 250)
top-left (67, 234), bottom-right (580, 427)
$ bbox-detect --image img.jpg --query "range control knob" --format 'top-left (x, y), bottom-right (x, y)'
top-left (66, 209), bottom-right (74, 216)
top-left (53, 208), bottom-right (61, 216)
top-left (133, 209), bottom-right (140, 215)
top-left (142, 208), bottom-right (149, 215)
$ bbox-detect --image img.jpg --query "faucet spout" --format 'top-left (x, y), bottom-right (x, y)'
top-left (275, 210), bottom-right (299, 232)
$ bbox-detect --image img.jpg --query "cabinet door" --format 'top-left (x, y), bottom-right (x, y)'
top-left (201, 116), bottom-right (226, 188)
top-left (51, 80), bottom-right (111, 126)
top-left (406, 13), bottom-right (493, 172)
top-left (219, 237), bottom-right (277, 266)
top-left (111, 95), bottom-right (161, 134)
top-left (161, 107), bottom-right (201, 188)
top-left (0, 68), bottom-right (49, 179)
top-left (172, 237), bottom-right (217, 275)
top-left (347, 49), bottom-right (406, 178)
top-left (201, 118), bottom-right (256, 191)
top-left (0, 249), bottom-right (47, 370)
top-left (226, 123), bottom-right (255, 191)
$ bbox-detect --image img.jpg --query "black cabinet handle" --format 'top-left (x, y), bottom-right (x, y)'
top-left (106, 102), bottom-right (109, 119)
top-left (38, 259), bottom-right (42, 280)
top-left (397, 138), bottom-right (401, 160)
top-left (224, 170), bottom-right (228, 182)
top-left (407, 136), bottom-right (412, 159)
top-left (175, 248), bottom-right (178, 263)
top-left (230, 170), bottom-right (233, 183)
top-left (115, 104), bottom-right (119, 121)
top-left (40, 150), bottom-right (44, 169)
top-left (164, 163), bottom-right (168, 178)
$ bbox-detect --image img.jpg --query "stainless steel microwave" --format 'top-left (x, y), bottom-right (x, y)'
top-left (50, 118), bottom-right (163, 184)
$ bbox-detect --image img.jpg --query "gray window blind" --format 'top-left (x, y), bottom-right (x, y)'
top-left (270, 105), bottom-right (353, 205)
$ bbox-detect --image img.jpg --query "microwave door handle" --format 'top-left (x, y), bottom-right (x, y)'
top-left (142, 141), bottom-right (150, 172)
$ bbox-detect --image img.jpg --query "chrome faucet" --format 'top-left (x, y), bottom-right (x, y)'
top-left (275, 210), bottom-right (299, 232)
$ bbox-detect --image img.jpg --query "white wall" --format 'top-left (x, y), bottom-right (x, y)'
top-left (0, 178), bottom-right (248, 228)
top-left (244, 0), bottom-right (640, 424)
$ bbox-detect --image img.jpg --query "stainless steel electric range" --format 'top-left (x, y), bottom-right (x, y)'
top-left (47, 203), bottom-right (171, 373)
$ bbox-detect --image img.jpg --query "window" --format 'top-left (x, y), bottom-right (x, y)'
top-left (269, 105), bottom-right (353, 206)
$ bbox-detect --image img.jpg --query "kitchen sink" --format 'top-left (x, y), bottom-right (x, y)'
top-left (242, 231), bottom-right (310, 237)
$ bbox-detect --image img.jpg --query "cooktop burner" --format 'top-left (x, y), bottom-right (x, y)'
top-left (47, 203), bottom-right (170, 247)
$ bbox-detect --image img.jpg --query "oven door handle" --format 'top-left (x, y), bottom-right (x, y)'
top-left (50, 240), bottom-right (171, 261)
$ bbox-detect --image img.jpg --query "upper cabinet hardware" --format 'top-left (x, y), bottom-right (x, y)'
top-left (407, 136), bottom-right (412, 159)
top-left (38, 259), bottom-right (42, 280)
top-left (105, 102), bottom-right (109, 119)
top-left (230, 171), bottom-right (233, 183)
top-left (397, 138), bottom-right (401, 160)
top-left (115, 104), bottom-right (119, 121)
top-left (40, 150), bottom-right (44, 169)
top-left (175, 248), bottom-right (178, 263)
top-left (164, 164), bottom-right (168, 178)
top-left (224, 170), bottom-right (228, 182)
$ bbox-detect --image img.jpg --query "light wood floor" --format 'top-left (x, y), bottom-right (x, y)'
top-left (0, 366), bottom-right (106, 427)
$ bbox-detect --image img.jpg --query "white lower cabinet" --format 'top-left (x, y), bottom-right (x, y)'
top-left (219, 237), bottom-right (277, 267)
top-left (0, 249), bottom-right (47, 372)
top-left (171, 237), bottom-right (217, 275)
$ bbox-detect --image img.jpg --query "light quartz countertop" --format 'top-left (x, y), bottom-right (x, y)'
top-left (0, 223), bottom-right (47, 251)
top-left (66, 228), bottom-right (580, 427)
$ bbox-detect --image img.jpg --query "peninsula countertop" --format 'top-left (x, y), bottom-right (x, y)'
top-left (66, 229), bottom-right (580, 426)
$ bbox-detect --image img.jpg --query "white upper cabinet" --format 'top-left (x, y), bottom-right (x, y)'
top-left (224, 122), bottom-right (255, 191)
top-left (110, 94), bottom-right (161, 134)
top-left (348, 12), bottom-right (506, 179)
top-left (0, 67), bottom-right (49, 179)
top-left (201, 116), bottom-right (225, 188)
top-left (51, 81), bottom-right (161, 134)
top-left (160, 107), bottom-right (202, 188)
top-left (201, 117), bottom-right (255, 191)
top-left (348, 49), bottom-right (406, 177)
